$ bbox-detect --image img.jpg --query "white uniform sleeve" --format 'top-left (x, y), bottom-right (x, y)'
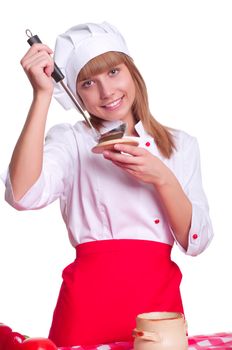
top-left (3, 123), bottom-right (77, 210)
top-left (176, 136), bottom-right (214, 256)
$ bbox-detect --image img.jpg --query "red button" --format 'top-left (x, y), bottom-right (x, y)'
top-left (154, 219), bottom-right (160, 224)
top-left (192, 233), bottom-right (198, 240)
top-left (145, 142), bottom-right (150, 147)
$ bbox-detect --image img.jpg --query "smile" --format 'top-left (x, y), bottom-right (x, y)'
top-left (102, 96), bottom-right (124, 110)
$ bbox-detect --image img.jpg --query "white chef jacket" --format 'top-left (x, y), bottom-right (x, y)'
top-left (3, 120), bottom-right (213, 256)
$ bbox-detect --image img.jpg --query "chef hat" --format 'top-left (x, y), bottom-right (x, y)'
top-left (53, 22), bottom-right (130, 110)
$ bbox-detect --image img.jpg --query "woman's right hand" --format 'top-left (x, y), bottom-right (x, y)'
top-left (20, 43), bottom-right (54, 95)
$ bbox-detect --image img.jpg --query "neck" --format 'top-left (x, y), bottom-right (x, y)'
top-left (125, 116), bottom-right (139, 136)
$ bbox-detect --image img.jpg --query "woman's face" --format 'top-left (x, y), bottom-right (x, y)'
top-left (76, 63), bottom-right (136, 128)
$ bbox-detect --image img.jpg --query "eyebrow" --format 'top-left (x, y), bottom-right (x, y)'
top-left (78, 64), bottom-right (123, 83)
top-left (78, 77), bottom-right (92, 83)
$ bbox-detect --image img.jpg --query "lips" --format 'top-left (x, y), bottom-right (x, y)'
top-left (102, 96), bottom-right (124, 110)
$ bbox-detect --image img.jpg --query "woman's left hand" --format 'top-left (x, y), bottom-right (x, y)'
top-left (103, 143), bottom-right (173, 187)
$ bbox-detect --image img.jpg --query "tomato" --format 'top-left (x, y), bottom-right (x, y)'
top-left (2, 331), bottom-right (26, 350)
top-left (0, 324), bottom-right (13, 350)
top-left (0, 323), bottom-right (12, 337)
top-left (21, 337), bottom-right (58, 350)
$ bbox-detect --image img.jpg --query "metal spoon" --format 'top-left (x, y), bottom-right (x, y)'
top-left (25, 30), bottom-right (127, 144)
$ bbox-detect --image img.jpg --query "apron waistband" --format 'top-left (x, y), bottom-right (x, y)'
top-left (75, 239), bottom-right (172, 259)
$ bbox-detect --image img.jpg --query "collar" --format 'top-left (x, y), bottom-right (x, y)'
top-left (134, 121), bottom-right (147, 136)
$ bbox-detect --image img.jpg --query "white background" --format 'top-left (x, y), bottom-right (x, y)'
top-left (0, 0), bottom-right (231, 340)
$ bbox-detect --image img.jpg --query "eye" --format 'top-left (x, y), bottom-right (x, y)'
top-left (82, 80), bottom-right (94, 88)
top-left (109, 67), bottom-right (120, 76)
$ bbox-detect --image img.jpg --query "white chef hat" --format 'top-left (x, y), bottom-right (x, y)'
top-left (53, 22), bottom-right (130, 110)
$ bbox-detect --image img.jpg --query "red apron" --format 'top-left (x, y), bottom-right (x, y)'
top-left (48, 239), bottom-right (183, 347)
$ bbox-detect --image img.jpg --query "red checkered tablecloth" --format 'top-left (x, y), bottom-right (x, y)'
top-left (188, 333), bottom-right (232, 349)
top-left (58, 333), bottom-right (232, 350)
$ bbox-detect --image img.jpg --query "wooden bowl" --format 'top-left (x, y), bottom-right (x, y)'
top-left (92, 137), bottom-right (139, 154)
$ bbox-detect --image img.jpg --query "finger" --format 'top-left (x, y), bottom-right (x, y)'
top-left (23, 51), bottom-right (51, 67)
top-left (113, 143), bottom-right (146, 156)
top-left (103, 150), bottom-right (142, 165)
top-left (44, 61), bottom-right (55, 77)
top-left (23, 53), bottom-right (53, 75)
top-left (27, 43), bottom-right (53, 56)
top-left (112, 160), bottom-right (137, 170)
top-left (112, 161), bottom-right (140, 178)
top-left (21, 44), bottom-right (53, 66)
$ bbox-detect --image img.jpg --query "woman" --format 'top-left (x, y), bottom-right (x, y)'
top-left (3, 22), bottom-right (213, 346)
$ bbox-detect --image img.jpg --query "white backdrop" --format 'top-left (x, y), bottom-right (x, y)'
top-left (0, 0), bottom-right (231, 339)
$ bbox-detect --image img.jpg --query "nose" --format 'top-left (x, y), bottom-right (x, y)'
top-left (98, 80), bottom-right (114, 100)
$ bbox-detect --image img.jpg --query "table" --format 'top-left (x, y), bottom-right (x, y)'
top-left (58, 332), bottom-right (232, 350)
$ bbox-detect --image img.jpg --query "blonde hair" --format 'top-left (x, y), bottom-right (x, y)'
top-left (77, 51), bottom-right (176, 158)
